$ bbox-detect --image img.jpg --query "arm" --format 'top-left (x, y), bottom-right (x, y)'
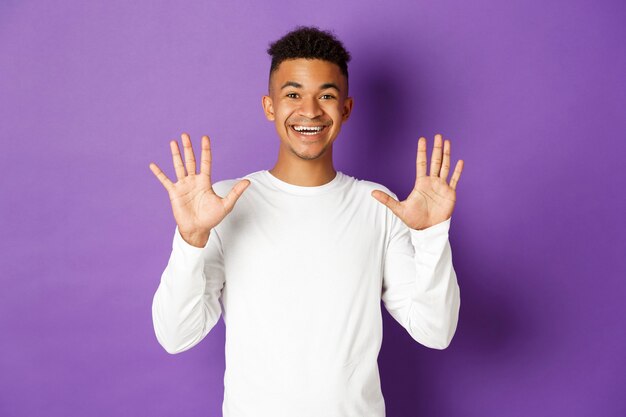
top-left (151, 225), bottom-right (225, 354)
top-left (372, 133), bottom-right (464, 349)
top-left (148, 132), bottom-right (249, 354)
top-left (382, 203), bottom-right (460, 349)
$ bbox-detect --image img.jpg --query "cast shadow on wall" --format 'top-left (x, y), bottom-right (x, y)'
top-left (348, 51), bottom-right (525, 416)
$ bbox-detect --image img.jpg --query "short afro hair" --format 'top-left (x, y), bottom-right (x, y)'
top-left (267, 26), bottom-right (351, 83)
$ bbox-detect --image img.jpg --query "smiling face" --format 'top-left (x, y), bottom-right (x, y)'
top-left (262, 58), bottom-right (353, 161)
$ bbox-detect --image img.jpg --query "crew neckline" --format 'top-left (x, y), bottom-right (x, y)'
top-left (262, 169), bottom-right (345, 195)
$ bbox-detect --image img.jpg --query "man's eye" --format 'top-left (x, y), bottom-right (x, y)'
top-left (321, 94), bottom-right (335, 100)
top-left (286, 93), bottom-right (299, 98)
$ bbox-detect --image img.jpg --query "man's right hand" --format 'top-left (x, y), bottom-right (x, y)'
top-left (149, 133), bottom-right (251, 247)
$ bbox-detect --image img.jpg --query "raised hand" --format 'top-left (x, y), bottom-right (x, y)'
top-left (149, 133), bottom-right (250, 247)
top-left (371, 133), bottom-right (464, 230)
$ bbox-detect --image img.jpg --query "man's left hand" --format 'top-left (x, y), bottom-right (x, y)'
top-left (371, 133), bottom-right (464, 230)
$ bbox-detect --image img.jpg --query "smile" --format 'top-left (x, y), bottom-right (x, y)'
top-left (290, 125), bottom-right (329, 136)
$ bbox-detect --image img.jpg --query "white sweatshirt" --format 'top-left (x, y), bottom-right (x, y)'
top-left (151, 169), bottom-right (460, 417)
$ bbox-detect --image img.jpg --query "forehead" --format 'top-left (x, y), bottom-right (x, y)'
top-left (270, 58), bottom-right (346, 89)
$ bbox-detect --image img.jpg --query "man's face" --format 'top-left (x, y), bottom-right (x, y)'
top-left (262, 58), bottom-right (353, 161)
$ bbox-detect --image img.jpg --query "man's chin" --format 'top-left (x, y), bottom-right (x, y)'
top-left (290, 145), bottom-right (328, 161)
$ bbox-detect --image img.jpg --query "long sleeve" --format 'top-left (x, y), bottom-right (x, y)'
top-left (381, 194), bottom-right (461, 350)
top-left (151, 225), bottom-right (226, 354)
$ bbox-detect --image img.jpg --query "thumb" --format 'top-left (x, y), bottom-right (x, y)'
top-left (222, 179), bottom-right (251, 213)
top-left (371, 189), bottom-right (402, 217)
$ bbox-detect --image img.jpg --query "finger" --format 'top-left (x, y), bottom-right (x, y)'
top-left (170, 139), bottom-right (187, 181)
top-left (416, 137), bottom-right (427, 179)
top-left (200, 135), bottom-right (212, 182)
top-left (449, 160), bottom-right (464, 190)
top-left (149, 162), bottom-right (174, 192)
top-left (181, 133), bottom-right (197, 176)
top-left (429, 134), bottom-right (443, 177)
top-left (370, 189), bottom-right (403, 218)
top-left (440, 139), bottom-right (451, 181)
top-left (222, 179), bottom-right (251, 213)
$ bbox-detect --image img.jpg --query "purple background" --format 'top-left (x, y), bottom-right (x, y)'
top-left (1, 0), bottom-right (624, 416)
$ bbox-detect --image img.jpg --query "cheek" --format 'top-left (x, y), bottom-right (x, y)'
top-left (274, 103), bottom-right (295, 123)
top-left (326, 104), bottom-right (345, 122)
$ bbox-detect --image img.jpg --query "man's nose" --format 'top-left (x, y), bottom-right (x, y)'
top-left (298, 97), bottom-right (323, 119)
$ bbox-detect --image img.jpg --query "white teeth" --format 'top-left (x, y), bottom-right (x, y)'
top-left (293, 125), bottom-right (324, 133)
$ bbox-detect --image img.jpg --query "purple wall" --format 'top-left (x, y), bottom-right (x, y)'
top-left (1, 1), bottom-right (624, 416)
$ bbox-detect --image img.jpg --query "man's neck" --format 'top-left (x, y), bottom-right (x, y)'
top-left (269, 150), bottom-right (337, 187)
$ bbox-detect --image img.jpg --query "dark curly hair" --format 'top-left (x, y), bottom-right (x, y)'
top-left (267, 26), bottom-right (351, 86)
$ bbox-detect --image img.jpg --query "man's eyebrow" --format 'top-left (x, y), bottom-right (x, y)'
top-left (281, 81), bottom-right (303, 90)
top-left (320, 82), bottom-right (340, 92)
top-left (280, 81), bottom-right (341, 92)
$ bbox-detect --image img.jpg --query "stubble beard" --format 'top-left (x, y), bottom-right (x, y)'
top-left (288, 141), bottom-right (330, 161)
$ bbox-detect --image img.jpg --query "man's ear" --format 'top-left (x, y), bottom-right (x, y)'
top-left (342, 96), bottom-right (354, 122)
top-left (262, 95), bottom-right (275, 121)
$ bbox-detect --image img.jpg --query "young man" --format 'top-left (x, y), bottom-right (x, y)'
top-left (149, 26), bottom-right (464, 417)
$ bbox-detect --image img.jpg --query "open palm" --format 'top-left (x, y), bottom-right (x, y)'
top-left (149, 133), bottom-right (250, 246)
top-left (371, 134), bottom-right (464, 230)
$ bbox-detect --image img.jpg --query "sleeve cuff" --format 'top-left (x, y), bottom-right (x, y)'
top-left (173, 225), bottom-right (211, 254)
top-left (409, 217), bottom-right (451, 241)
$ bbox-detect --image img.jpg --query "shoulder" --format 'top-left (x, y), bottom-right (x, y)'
top-left (346, 174), bottom-right (399, 201)
top-left (211, 179), bottom-right (239, 198)
top-left (212, 170), bottom-right (264, 198)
